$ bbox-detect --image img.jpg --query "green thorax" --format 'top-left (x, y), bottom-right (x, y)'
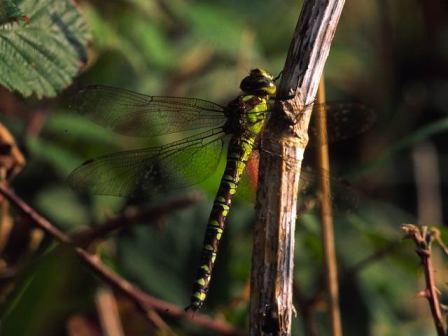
top-left (223, 94), bottom-right (270, 140)
top-left (223, 67), bottom-right (276, 139)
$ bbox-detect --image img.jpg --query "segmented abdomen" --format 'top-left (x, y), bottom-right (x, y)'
top-left (187, 135), bottom-right (255, 311)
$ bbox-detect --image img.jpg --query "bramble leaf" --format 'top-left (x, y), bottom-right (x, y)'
top-left (0, 0), bottom-right (91, 98)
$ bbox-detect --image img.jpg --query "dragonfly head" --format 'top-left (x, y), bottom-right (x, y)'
top-left (240, 68), bottom-right (277, 97)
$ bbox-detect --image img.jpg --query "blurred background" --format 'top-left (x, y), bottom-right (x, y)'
top-left (0, 0), bottom-right (448, 335)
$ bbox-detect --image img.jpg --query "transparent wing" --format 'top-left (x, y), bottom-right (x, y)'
top-left (257, 101), bottom-right (375, 146)
top-left (241, 150), bottom-right (358, 212)
top-left (67, 129), bottom-right (225, 197)
top-left (298, 166), bottom-right (359, 213)
top-left (73, 85), bottom-right (227, 137)
top-left (308, 102), bottom-right (376, 146)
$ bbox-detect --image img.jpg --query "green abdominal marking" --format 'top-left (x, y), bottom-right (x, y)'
top-left (187, 92), bottom-right (268, 311)
top-left (187, 136), bottom-right (256, 311)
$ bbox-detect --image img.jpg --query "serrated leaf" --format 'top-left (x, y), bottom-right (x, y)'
top-left (0, 0), bottom-right (91, 98)
top-left (0, 0), bottom-right (27, 24)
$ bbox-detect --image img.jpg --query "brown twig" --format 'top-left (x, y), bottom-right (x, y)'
top-left (71, 191), bottom-right (202, 246)
top-left (294, 240), bottom-right (401, 336)
top-left (401, 224), bottom-right (446, 336)
top-left (146, 309), bottom-right (177, 336)
top-left (0, 184), bottom-right (244, 336)
top-left (315, 77), bottom-right (342, 336)
top-left (250, 1), bottom-right (346, 335)
top-left (76, 249), bottom-right (242, 335)
top-left (95, 287), bottom-right (125, 336)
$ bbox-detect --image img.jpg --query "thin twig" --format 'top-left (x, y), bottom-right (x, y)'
top-left (250, 1), bottom-right (346, 335)
top-left (76, 249), bottom-right (242, 335)
top-left (146, 309), bottom-right (177, 336)
top-left (401, 224), bottom-right (446, 336)
top-left (95, 287), bottom-right (125, 336)
top-left (72, 192), bottom-right (202, 246)
top-left (0, 184), bottom-right (244, 336)
top-left (315, 77), bottom-right (342, 336)
top-left (294, 241), bottom-right (400, 336)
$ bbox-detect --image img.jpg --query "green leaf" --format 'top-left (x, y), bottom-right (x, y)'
top-left (0, 0), bottom-right (91, 98)
top-left (181, 3), bottom-right (245, 55)
top-left (35, 186), bottom-right (89, 230)
top-left (0, 0), bottom-right (27, 24)
top-left (44, 111), bottom-right (122, 148)
top-left (81, 4), bottom-right (147, 74)
top-left (27, 136), bottom-right (81, 175)
top-left (124, 0), bottom-right (159, 15)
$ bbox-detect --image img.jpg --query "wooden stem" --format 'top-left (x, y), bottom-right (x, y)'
top-left (402, 225), bottom-right (446, 336)
top-left (249, 1), bottom-right (346, 335)
top-left (316, 78), bottom-right (343, 336)
top-left (95, 287), bottom-right (125, 336)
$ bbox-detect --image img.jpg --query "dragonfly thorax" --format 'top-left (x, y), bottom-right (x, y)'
top-left (221, 69), bottom-right (275, 137)
top-left (223, 94), bottom-right (269, 137)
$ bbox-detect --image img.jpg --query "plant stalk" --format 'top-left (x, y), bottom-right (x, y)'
top-left (249, 1), bottom-right (346, 335)
top-left (316, 77), bottom-right (343, 336)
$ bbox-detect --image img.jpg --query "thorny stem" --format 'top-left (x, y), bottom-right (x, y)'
top-left (0, 184), bottom-right (244, 336)
top-left (401, 224), bottom-right (446, 336)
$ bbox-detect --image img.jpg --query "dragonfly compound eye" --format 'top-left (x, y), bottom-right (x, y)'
top-left (240, 72), bottom-right (277, 96)
top-left (249, 68), bottom-right (274, 80)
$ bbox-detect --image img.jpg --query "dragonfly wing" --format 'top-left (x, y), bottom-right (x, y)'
top-left (308, 102), bottom-right (376, 146)
top-left (237, 149), bottom-right (358, 213)
top-left (299, 166), bottom-right (359, 213)
top-left (67, 129), bottom-right (225, 197)
top-left (260, 101), bottom-right (375, 146)
top-left (73, 85), bottom-right (227, 137)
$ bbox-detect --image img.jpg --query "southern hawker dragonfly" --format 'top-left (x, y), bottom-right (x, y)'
top-left (68, 68), bottom-right (374, 311)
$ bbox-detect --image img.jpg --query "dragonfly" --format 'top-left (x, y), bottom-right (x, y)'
top-left (67, 68), bottom-right (374, 311)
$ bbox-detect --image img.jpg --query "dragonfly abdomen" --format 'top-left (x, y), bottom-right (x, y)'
top-left (187, 136), bottom-right (255, 311)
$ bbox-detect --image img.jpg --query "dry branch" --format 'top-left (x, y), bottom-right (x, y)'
top-left (250, 1), bottom-right (346, 335)
top-left (315, 78), bottom-right (342, 336)
top-left (0, 184), bottom-right (244, 336)
top-left (95, 287), bottom-right (125, 336)
top-left (72, 192), bottom-right (202, 246)
top-left (401, 224), bottom-right (446, 336)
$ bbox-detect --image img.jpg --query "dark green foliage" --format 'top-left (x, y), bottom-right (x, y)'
top-left (2, 0), bottom-right (448, 335)
top-left (0, 0), bottom-right (90, 97)
top-left (0, 0), bottom-right (25, 24)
